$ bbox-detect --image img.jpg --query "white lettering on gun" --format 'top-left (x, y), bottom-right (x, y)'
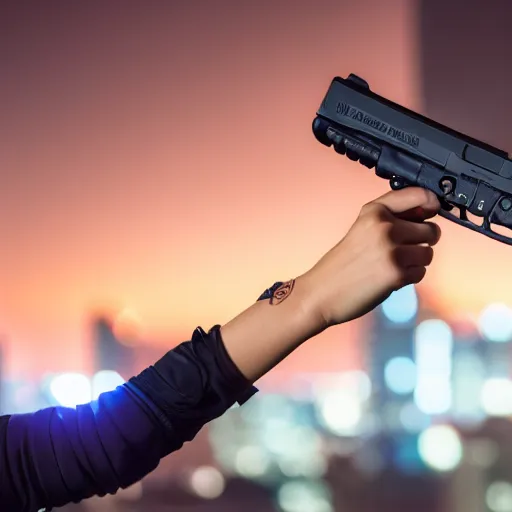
top-left (336, 102), bottom-right (420, 148)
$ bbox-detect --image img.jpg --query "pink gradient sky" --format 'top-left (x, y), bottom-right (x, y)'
top-left (2, 0), bottom-right (511, 381)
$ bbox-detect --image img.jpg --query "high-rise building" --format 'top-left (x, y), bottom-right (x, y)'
top-left (366, 285), bottom-right (419, 426)
top-left (91, 315), bottom-right (135, 379)
top-left (419, 0), bottom-right (512, 153)
top-left (364, 286), bottom-right (428, 474)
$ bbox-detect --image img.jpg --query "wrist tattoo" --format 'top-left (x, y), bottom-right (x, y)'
top-left (269, 279), bottom-right (295, 305)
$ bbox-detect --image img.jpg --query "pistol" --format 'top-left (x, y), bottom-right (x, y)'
top-left (313, 73), bottom-right (512, 245)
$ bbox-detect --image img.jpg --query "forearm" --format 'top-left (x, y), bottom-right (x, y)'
top-left (2, 386), bottom-right (168, 511)
top-left (220, 274), bottom-right (326, 383)
top-left (0, 277), bottom-right (322, 511)
top-left (1, 326), bottom-right (255, 512)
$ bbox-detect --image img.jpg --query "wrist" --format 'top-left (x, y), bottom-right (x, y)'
top-left (293, 273), bottom-right (329, 337)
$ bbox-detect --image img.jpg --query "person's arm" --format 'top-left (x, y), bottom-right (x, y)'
top-left (0, 187), bottom-right (441, 512)
top-left (1, 325), bottom-right (257, 512)
top-left (220, 187), bottom-right (441, 382)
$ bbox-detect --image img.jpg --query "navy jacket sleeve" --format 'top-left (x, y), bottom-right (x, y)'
top-left (0, 325), bottom-right (258, 512)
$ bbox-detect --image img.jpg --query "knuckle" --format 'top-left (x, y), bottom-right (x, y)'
top-left (360, 202), bottom-right (387, 220)
top-left (358, 209), bottom-right (385, 234)
top-left (360, 201), bottom-right (376, 213)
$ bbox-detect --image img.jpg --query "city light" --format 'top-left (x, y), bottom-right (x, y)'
top-left (481, 378), bottom-right (512, 417)
top-left (49, 373), bottom-right (92, 408)
top-left (261, 421), bottom-right (326, 479)
top-left (414, 320), bottom-right (453, 415)
top-left (234, 445), bottom-right (271, 478)
top-left (417, 425), bottom-right (463, 472)
top-left (278, 451), bottom-right (327, 480)
top-left (451, 351), bottom-right (486, 424)
top-left (486, 481), bottom-right (512, 512)
top-left (381, 284), bottom-right (418, 324)
top-left (384, 357), bottom-right (417, 394)
top-left (277, 480), bottom-right (333, 512)
top-left (399, 402), bottom-right (431, 433)
top-left (262, 418), bottom-right (301, 455)
top-left (92, 370), bottom-right (125, 400)
top-left (316, 389), bottom-right (362, 436)
top-left (312, 371), bottom-right (370, 437)
top-left (189, 466), bottom-right (225, 500)
top-left (340, 370), bottom-right (372, 401)
top-left (478, 303), bottom-right (512, 342)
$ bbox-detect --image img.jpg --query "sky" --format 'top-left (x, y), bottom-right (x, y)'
top-left (2, 0), bottom-right (511, 381)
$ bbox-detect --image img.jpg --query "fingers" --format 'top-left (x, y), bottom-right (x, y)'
top-left (403, 266), bottom-right (427, 286)
top-left (355, 188), bottom-right (442, 294)
top-left (390, 219), bottom-right (442, 246)
top-left (389, 246), bottom-right (432, 290)
top-left (396, 205), bottom-right (438, 222)
top-left (393, 245), bottom-right (434, 268)
top-left (371, 187), bottom-right (441, 215)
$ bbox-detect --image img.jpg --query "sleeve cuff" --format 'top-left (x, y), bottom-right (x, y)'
top-left (129, 324), bottom-right (259, 443)
top-left (201, 325), bottom-right (258, 405)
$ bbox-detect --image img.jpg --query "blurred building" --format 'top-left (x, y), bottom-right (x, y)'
top-left (366, 285), bottom-right (419, 429)
top-left (451, 328), bottom-right (486, 426)
top-left (91, 315), bottom-right (135, 379)
top-left (419, 0), bottom-right (512, 153)
top-left (364, 286), bottom-right (429, 474)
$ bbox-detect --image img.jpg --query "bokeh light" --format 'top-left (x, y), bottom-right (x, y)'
top-left (486, 481), bottom-right (512, 512)
top-left (316, 389), bottom-right (362, 436)
top-left (478, 303), bottom-right (512, 342)
top-left (234, 445), bottom-right (271, 479)
top-left (381, 285), bottom-right (418, 324)
top-left (91, 370), bottom-right (125, 400)
top-left (417, 425), bottom-right (463, 472)
top-left (414, 320), bottom-right (453, 415)
top-left (277, 480), bottom-right (333, 512)
top-left (189, 466), bottom-right (225, 500)
top-left (49, 373), bottom-right (92, 408)
top-left (451, 351), bottom-right (486, 424)
top-left (339, 371), bottom-right (372, 402)
top-left (481, 378), bottom-right (512, 417)
top-left (384, 357), bottom-right (417, 394)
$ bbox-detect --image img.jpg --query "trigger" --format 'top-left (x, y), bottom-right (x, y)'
top-left (439, 197), bottom-right (454, 212)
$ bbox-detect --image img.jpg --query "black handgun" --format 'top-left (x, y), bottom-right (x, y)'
top-left (313, 73), bottom-right (512, 245)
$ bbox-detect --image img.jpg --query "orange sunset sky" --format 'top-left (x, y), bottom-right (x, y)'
top-left (3, 0), bottom-right (512, 381)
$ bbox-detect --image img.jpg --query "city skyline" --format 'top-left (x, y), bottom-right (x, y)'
top-left (4, 0), bottom-right (512, 381)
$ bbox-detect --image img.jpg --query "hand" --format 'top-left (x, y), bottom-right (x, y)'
top-left (301, 187), bottom-right (441, 328)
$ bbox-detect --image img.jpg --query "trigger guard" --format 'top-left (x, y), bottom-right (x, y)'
top-left (438, 208), bottom-right (512, 245)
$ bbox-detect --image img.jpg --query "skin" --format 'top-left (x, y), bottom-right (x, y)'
top-left (220, 187), bottom-right (441, 383)
top-left (2, 186), bottom-right (442, 512)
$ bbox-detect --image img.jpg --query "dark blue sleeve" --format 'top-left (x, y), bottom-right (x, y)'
top-left (0, 325), bottom-right (258, 512)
